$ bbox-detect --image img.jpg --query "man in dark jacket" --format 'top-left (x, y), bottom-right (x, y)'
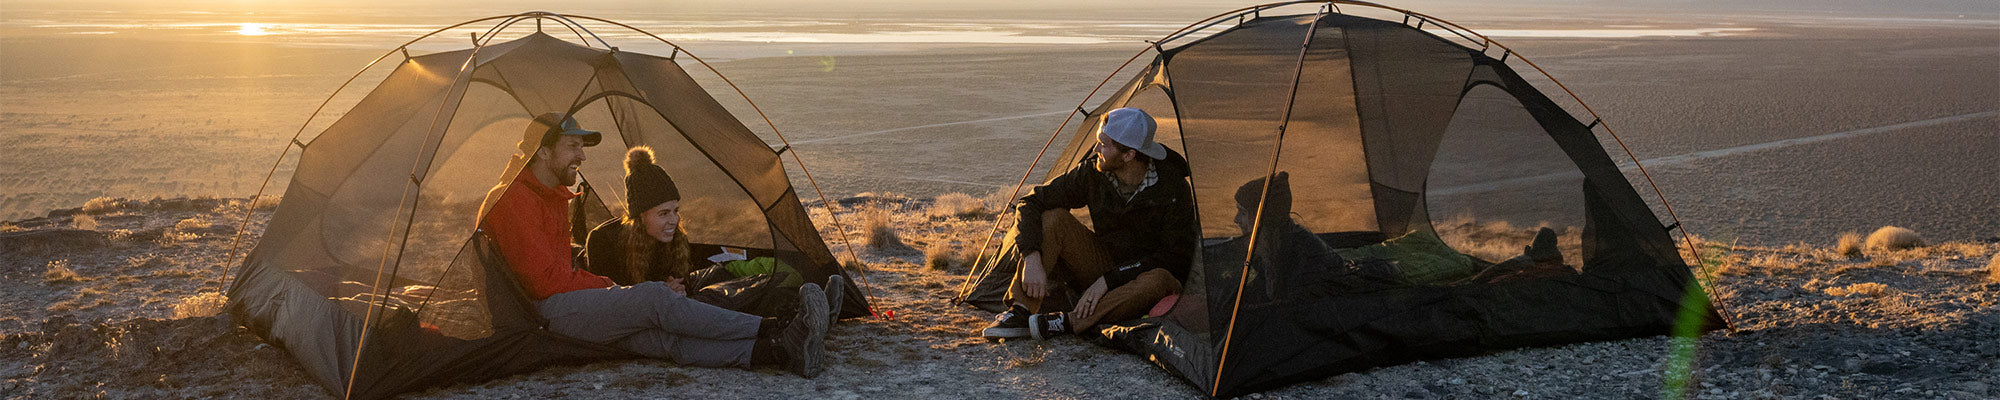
top-left (981, 107), bottom-right (1196, 340)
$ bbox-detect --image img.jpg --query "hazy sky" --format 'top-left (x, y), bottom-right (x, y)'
top-left (7, 0), bottom-right (1995, 16)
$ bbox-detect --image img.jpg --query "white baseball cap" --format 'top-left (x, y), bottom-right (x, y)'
top-left (1099, 107), bottom-right (1166, 160)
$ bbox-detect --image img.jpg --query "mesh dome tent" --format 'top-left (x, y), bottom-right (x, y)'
top-left (955, 2), bottom-right (1725, 397)
top-left (220, 12), bottom-right (874, 399)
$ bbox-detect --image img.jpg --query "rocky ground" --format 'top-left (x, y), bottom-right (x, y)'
top-left (1, 195), bottom-right (1994, 399)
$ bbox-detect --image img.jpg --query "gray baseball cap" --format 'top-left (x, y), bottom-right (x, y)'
top-left (1100, 107), bottom-right (1166, 160)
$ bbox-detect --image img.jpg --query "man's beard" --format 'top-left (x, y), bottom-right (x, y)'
top-left (553, 163), bottom-right (580, 186)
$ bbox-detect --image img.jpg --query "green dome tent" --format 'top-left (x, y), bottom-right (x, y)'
top-left (220, 12), bottom-right (874, 399)
top-left (955, 2), bottom-right (1726, 397)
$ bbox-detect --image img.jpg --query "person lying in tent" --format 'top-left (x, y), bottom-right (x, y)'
top-left (479, 112), bottom-right (831, 377)
top-left (980, 107), bottom-right (1197, 340)
top-left (582, 146), bottom-right (844, 320)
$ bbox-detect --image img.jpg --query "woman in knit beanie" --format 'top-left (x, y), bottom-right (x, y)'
top-left (583, 146), bottom-right (692, 288)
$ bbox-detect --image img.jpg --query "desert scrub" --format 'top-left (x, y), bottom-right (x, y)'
top-left (71, 214), bottom-right (100, 230)
top-left (173, 216), bottom-right (212, 233)
top-left (1835, 231), bottom-right (1864, 258)
top-left (858, 208), bottom-right (900, 249)
top-left (47, 287), bottom-right (112, 312)
top-left (1988, 252), bottom-right (1999, 282)
top-left (1864, 226), bottom-right (1923, 252)
top-left (925, 242), bottom-right (980, 271)
top-left (44, 260), bottom-right (94, 283)
top-left (80, 196), bottom-right (126, 214)
top-left (1824, 282), bottom-right (1890, 297)
top-left (172, 292), bottom-right (228, 319)
top-left (928, 192), bottom-right (995, 219)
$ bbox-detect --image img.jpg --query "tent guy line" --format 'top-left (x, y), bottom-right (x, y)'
top-left (787, 110), bottom-right (1071, 145)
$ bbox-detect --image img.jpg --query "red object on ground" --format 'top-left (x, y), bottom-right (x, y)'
top-left (1149, 294), bottom-right (1179, 317)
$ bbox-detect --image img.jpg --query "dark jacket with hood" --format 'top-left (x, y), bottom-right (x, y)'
top-left (582, 220), bottom-right (683, 286)
top-left (1013, 148), bottom-right (1198, 289)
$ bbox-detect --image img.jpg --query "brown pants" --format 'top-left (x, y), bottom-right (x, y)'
top-left (1008, 210), bottom-right (1182, 329)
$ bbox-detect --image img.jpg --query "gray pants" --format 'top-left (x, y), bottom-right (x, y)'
top-left (538, 281), bottom-right (761, 367)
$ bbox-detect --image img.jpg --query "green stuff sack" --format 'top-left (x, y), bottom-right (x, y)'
top-left (722, 257), bottom-right (804, 288)
top-left (1335, 230), bottom-right (1480, 284)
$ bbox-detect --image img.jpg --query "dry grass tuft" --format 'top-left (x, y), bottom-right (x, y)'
top-left (924, 242), bottom-right (978, 271)
top-left (43, 260), bottom-right (88, 283)
top-left (1864, 226), bottom-right (1923, 252)
top-left (159, 230), bottom-right (200, 246)
top-left (0, 222), bottom-right (19, 233)
top-left (248, 194), bottom-right (282, 210)
top-left (173, 217), bottom-right (212, 233)
top-left (172, 292), bottom-right (229, 319)
top-left (1988, 252), bottom-right (1999, 282)
top-left (48, 287), bottom-right (112, 312)
top-left (859, 209), bottom-right (901, 249)
top-left (1834, 232), bottom-right (1864, 258)
top-left (928, 193), bottom-right (994, 219)
top-left (71, 214), bottom-right (100, 231)
top-left (840, 253), bottom-right (867, 274)
top-left (1824, 282), bottom-right (1890, 297)
top-left (81, 196), bottom-right (125, 214)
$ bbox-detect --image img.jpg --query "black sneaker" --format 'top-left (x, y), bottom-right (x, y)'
top-left (779, 283), bottom-right (828, 378)
top-left (1028, 312), bottom-right (1070, 340)
top-left (980, 304), bottom-right (1031, 339)
top-left (824, 275), bottom-right (847, 325)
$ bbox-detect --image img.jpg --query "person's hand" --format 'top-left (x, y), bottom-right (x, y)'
top-left (1021, 251), bottom-right (1047, 298)
top-left (666, 277), bottom-right (687, 294)
top-left (1074, 277), bottom-right (1108, 318)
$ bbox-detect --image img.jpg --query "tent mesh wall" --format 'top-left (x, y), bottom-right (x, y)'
top-left (230, 31), bottom-right (865, 399)
top-left (989, 10), bottom-right (1722, 397)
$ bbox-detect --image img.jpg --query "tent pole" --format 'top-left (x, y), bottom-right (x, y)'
top-left (951, 1), bottom-right (1307, 305)
top-left (563, 14), bottom-right (900, 316)
top-left (345, 21), bottom-right (502, 399)
top-left (218, 14), bottom-right (522, 296)
top-left (1211, 6), bottom-right (1330, 395)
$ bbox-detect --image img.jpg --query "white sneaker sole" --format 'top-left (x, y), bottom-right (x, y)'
top-left (981, 327), bottom-right (1028, 339)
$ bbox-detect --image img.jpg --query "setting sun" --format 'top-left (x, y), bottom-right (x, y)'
top-left (233, 22), bottom-right (273, 36)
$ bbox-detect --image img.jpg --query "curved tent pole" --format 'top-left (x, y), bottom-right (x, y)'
top-left (500, 11), bottom-right (611, 49)
top-left (1211, 6), bottom-right (1330, 395)
top-left (949, 1), bottom-right (1316, 304)
top-left (350, 16), bottom-right (523, 399)
top-left (1345, 1), bottom-right (1725, 322)
top-left (213, 12), bottom-right (608, 398)
top-left (957, 1), bottom-right (1723, 393)
top-left (559, 14), bottom-right (889, 317)
top-left (219, 14), bottom-right (530, 295)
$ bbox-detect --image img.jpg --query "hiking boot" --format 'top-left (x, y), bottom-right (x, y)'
top-left (1028, 312), bottom-right (1070, 340)
top-left (779, 283), bottom-right (829, 378)
top-left (980, 304), bottom-right (1031, 340)
top-left (824, 274), bottom-right (846, 325)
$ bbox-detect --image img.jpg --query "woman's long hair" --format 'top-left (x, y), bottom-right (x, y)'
top-left (621, 215), bottom-right (689, 282)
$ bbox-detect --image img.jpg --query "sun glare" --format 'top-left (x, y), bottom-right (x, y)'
top-left (234, 23), bottom-right (274, 36)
